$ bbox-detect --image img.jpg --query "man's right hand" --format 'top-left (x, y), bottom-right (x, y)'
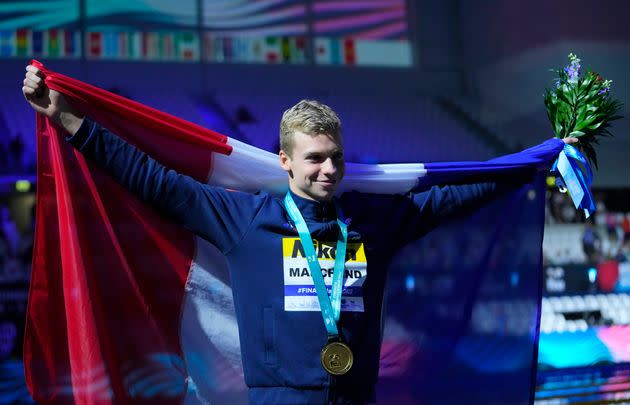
top-left (22, 65), bottom-right (85, 135)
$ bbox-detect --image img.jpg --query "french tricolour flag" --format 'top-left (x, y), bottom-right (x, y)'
top-left (25, 60), bottom-right (563, 405)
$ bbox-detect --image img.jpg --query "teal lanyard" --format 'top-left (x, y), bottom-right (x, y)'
top-left (284, 192), bottom-right (348, 338)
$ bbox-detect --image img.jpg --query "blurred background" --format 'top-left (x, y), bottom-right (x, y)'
top-left (0, 0), bottom-right (629, 403)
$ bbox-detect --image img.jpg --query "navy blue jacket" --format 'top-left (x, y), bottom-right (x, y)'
top-left (69, 118), bottom-right (513, 404)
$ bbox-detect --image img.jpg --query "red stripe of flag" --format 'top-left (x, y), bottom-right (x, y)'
top-left (142, 32), bottom-right (148, 58)
top-left (64, 30), bottom-right (74, 55)
top-left (119, 32), bottom-right (127, 58)
top-left (344, 38), bottom-right (355, 65)
top-left (16, 28), bottom-right (28, 56)
top-left (88, 32), bottom-right (102, 57)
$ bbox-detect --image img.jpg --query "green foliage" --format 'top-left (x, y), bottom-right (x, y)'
top-left (544, 54), bottom-right (623, 169)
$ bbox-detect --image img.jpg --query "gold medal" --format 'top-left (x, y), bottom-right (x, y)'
top-left (320, 340), bottom-right (353, 375)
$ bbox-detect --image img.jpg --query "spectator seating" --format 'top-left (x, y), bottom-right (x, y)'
top-left (541, 293), bottom-right (630, 333)
top-left (214, 92), bottom-right (496, 162)
top-left (543, 224), bottom-right (588, 264)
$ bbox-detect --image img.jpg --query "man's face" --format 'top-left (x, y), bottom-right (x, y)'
top-left (279, 131), bottom-right (345, 202)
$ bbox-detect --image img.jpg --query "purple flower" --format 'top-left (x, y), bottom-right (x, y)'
top-left (598, 79), bottom-right (612, 95)
top-left (564, 53), bottom-right (581, 83)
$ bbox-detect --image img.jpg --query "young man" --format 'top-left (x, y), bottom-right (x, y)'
top-left (23, 65), bottom-right (575, 404)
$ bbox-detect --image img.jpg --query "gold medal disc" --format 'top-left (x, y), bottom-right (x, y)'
top-left (320, 341), bottom-right (353, 375)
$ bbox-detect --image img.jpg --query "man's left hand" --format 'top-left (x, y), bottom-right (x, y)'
top-left (562, 137), bottom-right (578, 145)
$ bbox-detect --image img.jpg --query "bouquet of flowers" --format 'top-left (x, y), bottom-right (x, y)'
top-left (544, 53), bottom-right (623, 168)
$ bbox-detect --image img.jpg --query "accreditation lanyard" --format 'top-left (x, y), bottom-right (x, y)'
top-left (284, 192), bottom-right (348, 338)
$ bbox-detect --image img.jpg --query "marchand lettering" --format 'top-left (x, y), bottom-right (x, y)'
top-left (289, 267), bottom-right (310, 277)
top-left (290, 239), bottom-right (358, 261)
top-left (288, 267), bottom-right (363, 279)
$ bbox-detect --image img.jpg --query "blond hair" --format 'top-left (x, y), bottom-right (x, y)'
top-left (279, 100), bottom-right (342, 156)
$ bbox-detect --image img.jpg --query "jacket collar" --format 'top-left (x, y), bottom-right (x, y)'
top-left (287, 190), bottom-right (337, 222)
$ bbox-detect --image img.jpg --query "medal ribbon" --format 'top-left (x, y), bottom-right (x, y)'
top-left (551, 143), bottom-right (596, 218)
top-left (284, 192), bottom-right (348, 337)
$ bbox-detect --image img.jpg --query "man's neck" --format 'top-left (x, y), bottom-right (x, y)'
top-left (288, 185), bottom-right (332, 203)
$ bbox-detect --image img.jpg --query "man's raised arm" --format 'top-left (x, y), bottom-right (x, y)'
top-left (22, 65), bottom-right (264, 254)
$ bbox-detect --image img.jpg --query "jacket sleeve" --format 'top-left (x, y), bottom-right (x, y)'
top-left (399, 181), bottom-right (510, 241)
top-left (67, 117), bottom-right (264, 253)
top-left (399, 138), bottom-right (564, 241)
top-left (343, 139), bottom-right (562, 249)
top-left (344, 181), bottom-right (513, 250)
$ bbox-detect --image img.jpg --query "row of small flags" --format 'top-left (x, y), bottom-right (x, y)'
top-left (205, 35), bottom-right (307, 64)
top-left (0, 29), bottom-right (411, 67)
top-left (204, 35), bottom-right (411, 66)
top-left (0, 29), bottom-right (81, 58)
top-left (86, 31), bottom-right (199, 61)
top-left (205, 35), bottom-right (360, 65)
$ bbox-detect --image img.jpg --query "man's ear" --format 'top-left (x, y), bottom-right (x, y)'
top-left (279, 149), bottom-right (292, 172)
